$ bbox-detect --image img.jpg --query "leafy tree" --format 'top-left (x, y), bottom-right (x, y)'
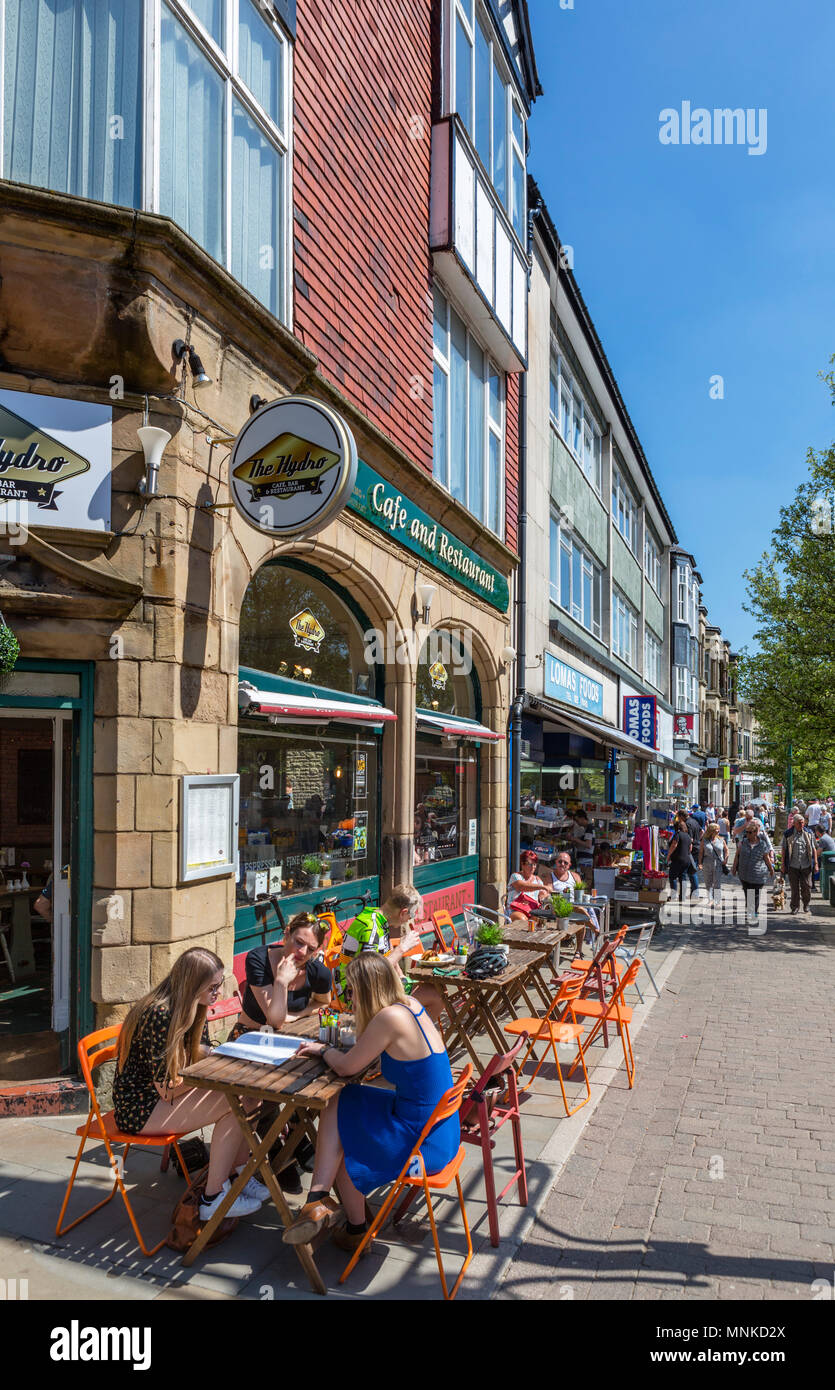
top-left (738, 360), bottom-right (835, 798)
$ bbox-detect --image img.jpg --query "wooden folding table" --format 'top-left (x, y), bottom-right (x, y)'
top-left (407, 948), bottom-right (551, 1072)
top-left (180, 1014), bottom-right (363, 1295)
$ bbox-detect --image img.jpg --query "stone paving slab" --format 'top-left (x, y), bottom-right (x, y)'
top-left (497, 895), bottom-right (835, 1300)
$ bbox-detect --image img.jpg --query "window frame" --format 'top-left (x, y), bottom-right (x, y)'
top-left (450, 0), bottom-right (526, 245)
top-left (612, 467), bottom-right (637, 553)
top-left (143, 0), bottom-right (292, 322)
top-left (550, 353), bottom-right (603, 494)
top-left (549, 513), bottom-right (602, 639)
top-left (612, 587), bottom-right (638, 668)
top-left (643, 527), bottom-right (661, 593)
top-left (644, 626), bottom-right (662, 691)
top-left (433, 285), bottom-right (505, 536)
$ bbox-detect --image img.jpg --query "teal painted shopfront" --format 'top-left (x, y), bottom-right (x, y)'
top-left (0, 659), bottom-right (94, 1077)
top-left (233, 559), bottom-right (501, 964)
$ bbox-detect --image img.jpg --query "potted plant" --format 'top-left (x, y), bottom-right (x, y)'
top-left (303, 855), bottom-right (323, 889)
top-left (345, 864), bottom-right (355, 881)
top-left (475, 921), bottom-right (508, 958)
top-left (0, 618), bottom-right (19, 690)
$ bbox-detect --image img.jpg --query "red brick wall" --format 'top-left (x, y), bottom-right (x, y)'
top-left (504, 371), bottom-right (520, 554)
top-left (293, 0), bottom-right (434, 474)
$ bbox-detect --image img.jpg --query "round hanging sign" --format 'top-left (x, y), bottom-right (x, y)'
top-left (228, 395), bottom-right (358, 539)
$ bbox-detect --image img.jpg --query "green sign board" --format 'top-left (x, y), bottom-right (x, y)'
top-left (347, 460), bottom-right (509, 613)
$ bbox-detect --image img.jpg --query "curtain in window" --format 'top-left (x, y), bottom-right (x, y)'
top-left (468, 340), bottom-right (484, 522)
top-left (449, 308), bottom-right (468, 505)
top-left (231, 101), bottom-right (282, 317)
top-left (160, 6), bottom-right (225, 264)
top-left (187, 0), bottom-right (223, 46)
top-left (238, 0), bottom-right (282, 127)
top-left (4, 0), bottom-right (142, 207)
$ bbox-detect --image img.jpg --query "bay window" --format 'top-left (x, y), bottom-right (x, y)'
top-left (451, 0), bottom-right (525, 241)
top-left (2, 0), bottom-right (291, 322)
top-left (612, 588), bottom-right (638, 667)
top-left (433, 286), bottom-right (504, 534)
top-left (550, 515), bottom-right (602, 638)
top-left (550, 353), bottom-right (602, 492)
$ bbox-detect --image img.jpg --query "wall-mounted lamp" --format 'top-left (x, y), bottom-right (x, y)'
top-left (250, 394), bottom-right (269, 414)
top-left (500, 645), bottom-right (517, 666)
top-left (415, 580), bottom-right (437, 625)
top-left (173, 338), bottom-right (212, 388)
top-left (137, 426), bottom-right (171, 497)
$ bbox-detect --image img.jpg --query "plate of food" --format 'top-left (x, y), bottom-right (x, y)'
top-left (419, 950), bottom-right (455, 966)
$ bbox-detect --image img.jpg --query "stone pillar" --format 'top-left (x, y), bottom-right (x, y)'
top-left (381, 661), bottom-right (416, 897)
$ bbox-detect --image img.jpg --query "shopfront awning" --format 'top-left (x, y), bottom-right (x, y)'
top-left (416, 709), bottom-right (503, 742)
top-left (239, 680), bottom-right (396, 727)
top-left (527, 695), bottom-right (655, 761)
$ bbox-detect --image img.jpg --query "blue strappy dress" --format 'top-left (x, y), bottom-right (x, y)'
top-left (336, 1003), bottom-right (460, 1194)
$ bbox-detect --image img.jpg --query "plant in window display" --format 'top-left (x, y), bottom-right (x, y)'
top-left (302, 855), bottom-right (323, 887)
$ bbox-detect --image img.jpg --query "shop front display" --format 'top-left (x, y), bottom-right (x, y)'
top-left (412, 634), bottom-right (501, 914)
top-left (235, 561), bottom-right (390, 959)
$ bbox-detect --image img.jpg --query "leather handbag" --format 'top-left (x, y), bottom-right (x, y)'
top-left (165, 1166), bottom-right (239, 1252)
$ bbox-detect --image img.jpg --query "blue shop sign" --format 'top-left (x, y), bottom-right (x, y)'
top-left (544, 654), bottom-right (604, 717)
top-left (623, 694), bottom-right (657, 749)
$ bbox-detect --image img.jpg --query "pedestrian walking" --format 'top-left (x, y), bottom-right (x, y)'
top-left (781, 814), bottom-right (817, 914)
top-left (667, 814), bottom-right (694, 899)
top-left (805, 796), bottom-right (822, 828)
top-left (699, 822), bottom-right (727, 904)
top-left (732, 821), bottom-right (775, 923)
top-left (716, 806), bottom-right (731, 846)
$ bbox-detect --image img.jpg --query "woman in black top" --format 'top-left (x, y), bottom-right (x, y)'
top-left (238, 912), bottom-right (332, 1033)
top-left (114, 947), bottom-right (267, 1223)
top-left (667, 815), bottom-right (693, 899)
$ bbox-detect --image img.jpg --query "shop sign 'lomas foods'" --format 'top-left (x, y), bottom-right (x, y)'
top-left (0, 403), bottom-right (90, 510)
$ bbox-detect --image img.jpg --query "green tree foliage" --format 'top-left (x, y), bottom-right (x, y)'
top-left (738, 361), bottom-right (835, 797)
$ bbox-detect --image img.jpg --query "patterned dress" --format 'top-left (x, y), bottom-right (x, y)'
top-left (113, 1002), bottom-right (209, 1134)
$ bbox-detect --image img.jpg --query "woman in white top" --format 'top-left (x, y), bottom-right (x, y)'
top-left (507, 850), bottom-right (550, 922)
top-left (698, 823), bottom-right (727, 904)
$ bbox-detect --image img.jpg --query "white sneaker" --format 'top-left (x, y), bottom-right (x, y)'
top-left (234, 1172), bottom-right (271, 1205)
top-left (199, 1178), bottom-right (262, 1221)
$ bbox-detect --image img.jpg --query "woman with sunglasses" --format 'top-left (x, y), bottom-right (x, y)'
top-left (507, 849), bottom-right (551, 922)
top-left (114, 947), bottom-right (268, 1222)
top-left (236, 912), bottom-right (332, 1034)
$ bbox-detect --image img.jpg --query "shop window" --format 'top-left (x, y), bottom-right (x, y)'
top-left (2, 0), bottom-right (291, 322)
top-left (239, 564), bottom-right (370, 696)
top-left (415, 631), bottom-right (475, 718)
top-left (414, 746), bottom-right (477, 865)
top-left (237, 729), bottom-right (377, 904)
top-left (415, 632), bottom-right (478, 864)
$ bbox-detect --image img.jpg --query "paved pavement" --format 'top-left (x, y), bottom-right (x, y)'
top-left (4, 892), bottom-right (832, 1302)
top-left (497, 893), bottom-right (835, 1301)
top-left (0, 927), bottom-right (674, 1301)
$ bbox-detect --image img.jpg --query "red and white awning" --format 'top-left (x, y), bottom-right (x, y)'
top-left (416, 710), bottom-right (503, 742)
top-left (239, 682), bottom-right (396, 726)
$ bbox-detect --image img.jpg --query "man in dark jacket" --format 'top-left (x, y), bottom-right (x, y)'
top-left (782, 815), bottom-right (817, 914)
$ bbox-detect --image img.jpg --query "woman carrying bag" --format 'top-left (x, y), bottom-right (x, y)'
top-left (699, 822), bottom-right (727, 905)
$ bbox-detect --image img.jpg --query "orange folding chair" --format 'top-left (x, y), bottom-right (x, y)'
top-left (568, 959), bottom-right (643, 1087)
top-left (503, 976), bottom-right (591, 1113)
top-left (56, 1026), bottom-right (197, 1256)
top-left (340, 1064), bottom-right (474, 1300)
top-left (431, 909), bottom-right (462, 952)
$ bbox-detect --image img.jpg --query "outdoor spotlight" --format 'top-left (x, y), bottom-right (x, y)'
top-left (173, 338), bottom-right (212, 388)
top-left (250, 394), bottom-right (269, 414)
top-left (137, 426), bottom-right (171, 497)
top-left (416, 580), bottom-right (437, 624)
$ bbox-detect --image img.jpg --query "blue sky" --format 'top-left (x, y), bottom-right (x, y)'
top-left (527, 0), bottom-right (835, 651)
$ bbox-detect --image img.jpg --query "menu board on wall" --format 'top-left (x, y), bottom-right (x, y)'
top-left (180, 774), bottom-right (240, 883)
